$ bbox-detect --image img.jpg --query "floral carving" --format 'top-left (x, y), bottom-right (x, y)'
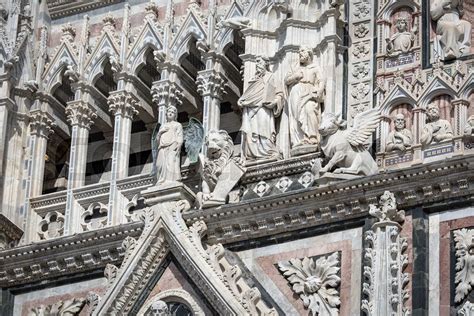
top-left (459, 301), bottom-right (474, 316)
top-left (351, 82), bottom-right (370, 101)
top-left (104, 263), bottom-right (118, 285)
top-left (454, 228), bottom-right (474, 303)
top-left (352, 63), bottom-right (370, 79)
top-left (354, 24), bottom-right (369, 38)
top-left (353, 43), bottom-right (370, 59)
top-left (353, 0), bottom-right (370, 19)
top-left (29, 298), bottom-right (86, 316)
top-left (278, 252), bottom-right (340, 316)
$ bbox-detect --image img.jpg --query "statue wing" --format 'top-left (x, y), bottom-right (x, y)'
top-left (346, 108), bottom-right (381, 147)
top-left (183, 118), bottom-right (204, 163)
top-left (150, 122), bottom-right (160, 175)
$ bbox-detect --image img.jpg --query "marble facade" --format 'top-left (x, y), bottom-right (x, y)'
top-left (0, 0), bottom-right (473, 315)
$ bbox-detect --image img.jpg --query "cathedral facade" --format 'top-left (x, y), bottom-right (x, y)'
top-left (0, 0), bottom-right (473, 315)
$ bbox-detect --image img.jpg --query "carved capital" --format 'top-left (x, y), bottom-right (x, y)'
top-left (28, 110), bottom-right (55, 138)
top-left (65, 102), bottom-right (97, 129)
top-left (452, 99), bottom-right (470, 108)
top-left (196, 70), bottom-right (227, 99)
top-left (151, 81), bottom-right (183, 108)
top-left (108, 91), bottom-right (139, 119)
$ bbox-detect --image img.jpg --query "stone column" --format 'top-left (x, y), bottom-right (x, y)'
top-left (23, 110), bottom-right (55, 242)
top-left (197, 67), bottom-right (226, 133)
top-left (107, 90), bottom-right (138, 226)
top-left (63, 101), bottom-right (96, 235)
top-left (452, 99), bottom-right (469, 136)
top-left (151, 68), bottom-right (183, 127)
top-left (362, 191), bottom-right (409, 316)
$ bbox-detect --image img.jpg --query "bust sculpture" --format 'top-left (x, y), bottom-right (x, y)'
top-left (464, 115), bottom-right (474, 136)
top-left (430, 0), bottom-right (472, 60)
top-left (385, 113), bottom-right (413, 152)
top-left (285, 46), bottom-right (325, 152)
top-left (386, 17), bottom-right (417, 56)
top-left (238, 56), bottom-right (283, 162)
top-left (421, 102), bottom-right (453, 146)
top-left (153, 106), bottom-right (183, 185)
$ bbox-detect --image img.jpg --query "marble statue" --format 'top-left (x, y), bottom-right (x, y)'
top-left (463, 115), bottom-right (474, 136)
top-left (152, 106), bottom-right (183, 185)
top-left (430, 0), bottom-right (472, 60)
top-left (198, 130), bottom-right (246, 209)
top-left (386, 17), bottom-right (417, 56)
top-left (385, 113), bottom-right (413, 152)
top-left (238, 56), bottom-right (283, 162)
top-left (285, 46), bottom-right (325, 152)
top-left (318, 108), bottom-right (381, 176)
top-left (420, 102), bottom-right (453, 146)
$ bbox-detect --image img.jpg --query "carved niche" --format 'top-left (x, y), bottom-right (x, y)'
top-left (386, 9), bottom-right (418, 57)
top-left (421, 95), bottom-right (454, 147)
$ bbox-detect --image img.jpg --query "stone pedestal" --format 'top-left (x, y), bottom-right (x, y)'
top-left (141, 182), bottom-right (196, 207)
top-left (315, 172), bottom-right (359, 186)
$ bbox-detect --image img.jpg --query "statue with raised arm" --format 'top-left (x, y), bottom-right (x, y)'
top-left (285, 46), bottom-right (325, 152)
top-left (386, 113), bottom-right (413, 152)
top-left (386, 17), bottom-right (417, 56)
top-left (238, 56), bottom-right (283, 162)
top-left (421, 102), bottom-right (453, 146)
top-left (430, 0), bottom-right (472, 60)
top-left (152, 106), bottom-right (183, 185)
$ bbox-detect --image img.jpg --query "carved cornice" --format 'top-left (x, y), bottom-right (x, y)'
top-left (184, 155), bottom-right (474, 244)
top-left (46, 0), bottom-right (123, 20)
top-left (0, 222), bottom-right (143, 287)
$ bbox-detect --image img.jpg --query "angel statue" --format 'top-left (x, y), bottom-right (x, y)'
top-left (151, 106), bottom-right (183, 185)
top-left (317, 108), bottom-right (381, 176)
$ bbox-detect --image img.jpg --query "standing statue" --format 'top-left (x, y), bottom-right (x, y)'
top-left (385, 113), bottom-right (413, 152)
top-left (285, 46), bottom-right (325, 152)
top-left (430, 0), bottom-right (472, 60)
top-left (152, 106), bottom-right (183, 185)
top-left (318, 108), bottom-right (381, 176)
top-left (238, 56), bottom-right (283, 162)
top-left (386, 17), bottom-right (417, 56)
top-left (421, 102), bottom-right (453, 146)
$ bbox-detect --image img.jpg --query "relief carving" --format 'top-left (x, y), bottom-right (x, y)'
top-left (453, 228), bottom-right (474, 303)
top-left (430, 0), bottom-right (472, 60)
top-left (385, 113), bottom-right (413, 152)
top-left (278, 252), bottom-right (341, 316)
top-left (421, 102), bottom-right (453, 146)
top-left (29, 298), bottom-right (86, 316)
top-left (386, 16), bottom-right (417, 56)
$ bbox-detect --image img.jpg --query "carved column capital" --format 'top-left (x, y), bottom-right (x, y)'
top-left (151, 81), bottom-right (183, 108)
top-left (66, 102), bottom-right (97, 129)
top-left (28, 110), bottom-right (55, 138)
top-left (196, 70), bottom-right (227, 100)
top-left (108, 91), bottom-right (139, 119)
top-left (452, 99), bottom-right (470, 107)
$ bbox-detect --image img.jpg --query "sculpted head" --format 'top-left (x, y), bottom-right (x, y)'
top-left (395, 17), bottom-right (409, 32)
top-left (299, 46), bottom-right (313, 66)
top-left (394, 113), bottom-right (406, 130)
top-left (206, 130), bottom-right (234, 160)
top-left (166, 105), bottom-right (178, 122)
top-left (319, 113), bottom-right (347, 136)
top-left (426, 102), bottom-right (440, 121)
top-left (255, 56), bottom-right (270, 75)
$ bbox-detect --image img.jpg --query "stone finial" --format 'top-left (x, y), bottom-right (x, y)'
top-left (368, 191), bottom-right (405, 224)
top-left (102, 13), bottom-right (116, 32)
top-left (61, 23), bottom-right (76, 43)
top-left (278, 252), bottom-right (341, 316)
top-left (145, 2), bottom-right (160, 21)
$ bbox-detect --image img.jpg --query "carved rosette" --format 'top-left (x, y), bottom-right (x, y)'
top-left (151, 81), bottom-right (183, 108)
top-left (65, 102), bottom-right (97, 129)
top-left (108, 91), bottom-right (139, 119)
top-left (28, 110), bottom-right (55, 138)
top-left (454, 228), bottom-right (474, 304)
top-left (278, 252), bottom-right (341, 316)
top-left (362, 191), bottom-right (409, 316)
top-left (196, 70), bottom-right (227, 99)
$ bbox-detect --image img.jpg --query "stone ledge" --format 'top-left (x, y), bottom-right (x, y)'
top-left (47, 0), bottom-right (123, 19)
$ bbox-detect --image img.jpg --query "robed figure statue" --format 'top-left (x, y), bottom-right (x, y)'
top-left (238, 56), bottom-right (283, 161)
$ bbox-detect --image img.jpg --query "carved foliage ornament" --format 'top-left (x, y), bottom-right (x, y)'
top-left (278, 252), bottom-right (341, 316)
top-left (454, 228), bottom-right (474, 303)
top-left (29, 298), bottom-right (86, 316)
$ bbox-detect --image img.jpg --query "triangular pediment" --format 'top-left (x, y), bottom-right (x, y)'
top-left (170, 10), bottom-right (207, 61)
top-left (42, 42), bottom-right (79, 93)
top-left (381, 83), bottom-right (416, 115)
top-left (419, 75), bottom-right (456, 107)
top-left (84, 32), bottom-right (120, 82)
top-left (92, 187), bottom-right (277, 315)
top-left (126, 20), bottom-right (163, 72)
top-left (215, 1), bottom-right (244, 52)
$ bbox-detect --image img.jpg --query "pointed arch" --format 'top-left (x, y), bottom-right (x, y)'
top-left (84, 33), bottom-right (120, 84)
top-left (127, 20), bottom-right (163, 74)
top-left (170, 11), bottom-right (207, 63)
top-left (42, 43), bottom-right (78, 94)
